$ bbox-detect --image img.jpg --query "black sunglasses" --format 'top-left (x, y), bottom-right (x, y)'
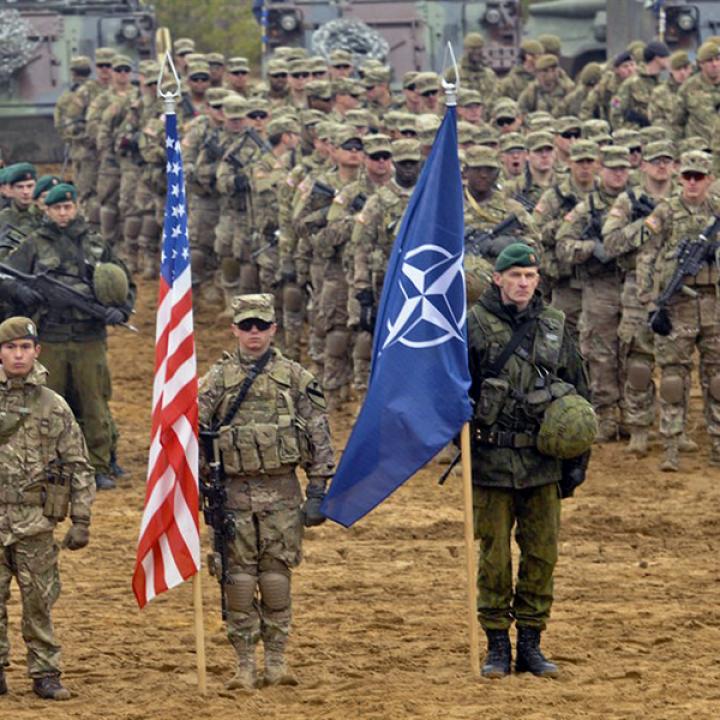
top-left (190, 75), bottom-right (210, 82)
top-left (560, 130), bottom-right (581, 139)
top-left (399, 129), bottom-right (417, 137)
top-left (334, 63), bottom-right (352, 70)
top-left (230, 70), bottom-right (248, 76)
top-left (340, 139), bottom-right (364, 152)
top-left (247, 111), bottom-right (268, 120)
top-left (236, 318), bottom-right (273, 332)
top-left (96, 63), bottom-right (112, 69)
top-left (369, 151), bottom-right (392, 161)
top-left (681, 171), bottom-right (707, 182)
top-left (628, 146), bottom-right (642, 153)
top-left (114, 67), bottom-right (132, 73)
top-left (496, 117), bottom-right (515, 127)
top-left (270, 72), bottom-right (288, 78)
top-left (421, 89), bottom-right (438, 97)
top-left (291, 71), bottom-right (310, 78)
top-left (311, 70), bottom-right (326, 77)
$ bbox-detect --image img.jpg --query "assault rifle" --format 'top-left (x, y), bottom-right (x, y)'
top-left (251, 228), bottom-right (279, 259)
top-left (512, 166), bottom-right (536, 212)
top-left (580, 195), bottom-right (609, 263)
top-left (0, 263), bottom-right (137, 332)
top-left (627, 189), bottom-right (655, 222)
top-left (464, 213), bottom-right (522, 257)
top-left (203, 130), bottom-right (223, 164)
top-left (649, 216), bottom-right (720, 336)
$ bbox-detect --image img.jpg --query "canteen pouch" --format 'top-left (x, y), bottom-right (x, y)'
top-left (475, 378), bottom-right (510, 427)
top-left (218, 425), bottom-right (262, 474)
top-left (42, 462), bottom-right (71, 521)
top-left (255, 423), bottom-right (281, 470)
top-left (278, 416), bottom-right (302, 465)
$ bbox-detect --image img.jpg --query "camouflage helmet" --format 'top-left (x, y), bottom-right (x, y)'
top-left (93, 263), bottom-right (129, 306)
top-left (537, 394), bottom-right (597, 459)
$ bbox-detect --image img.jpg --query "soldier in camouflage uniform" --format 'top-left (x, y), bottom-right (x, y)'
top-left (0, 316), bottom-right (95, 700)
top-left (648, 51), bottom-right (692, 128)
top-left (446, 33), bottom-right (497, 106)
top-left (580, 51), bottom-right (636, 122)
top-left (363, 66), bottom-right (394, 120)
top-left (198, 294), bottom-right (335, 692)
top-left (558, 63), bottom-right (603, 118)
top-left (468, 244), bottom-right (590, 680)
top-left (498, 39), bottom-right (543, 101)
top-left (503, 131), bottom-right (558, 211)
top-left (638, 151), bottom-right (720, 470)
top-left (518, 55), bottom-right (570, 117)
top-left (265, 58), bottom-right (291, 109)
top-left (53, 55), bottom-right (93, 170)
top-left (0, 164), bottom-right (42, 260)
top-left (556, 146), bottom-right (632, 442)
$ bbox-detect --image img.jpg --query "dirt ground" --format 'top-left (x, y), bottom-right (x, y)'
top-left (3, 278), bottom-right (720, 719)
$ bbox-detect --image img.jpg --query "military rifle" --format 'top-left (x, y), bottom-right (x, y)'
top-left (0, 263), bottom-right (137, 332)
top-left (464, 213), bottom-right (522, 257)
top-left (580, 194), bottom-right (609, 263)
top-left (251, 228), bottom-right (279, 259)
top-left (511, 165), bottom-right (536, 213)
top-left (627, 188), bottom-right (655, 222)
top-left (648, 216), bottom-right (720, 336)
top-left (553, 185), bottom-right (577, 214)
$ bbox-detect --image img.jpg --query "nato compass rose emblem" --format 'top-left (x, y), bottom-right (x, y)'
top-left (380, 243), bottom-right (466, 352)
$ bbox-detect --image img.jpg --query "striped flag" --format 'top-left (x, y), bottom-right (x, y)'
top-left (132, 110), bottom-right (200, 608)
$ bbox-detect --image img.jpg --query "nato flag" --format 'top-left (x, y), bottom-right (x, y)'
top-left (321, 103), bottom-right (472, 527)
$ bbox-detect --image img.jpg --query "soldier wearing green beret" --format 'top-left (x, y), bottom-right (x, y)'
top-left (0, 168), bottom-right (10, 211)
top-left (467, 243), bottom-right (592, 679)
top-left (198, 293), bottom-right (335, 692)
top-left (518, 55), bottom-right (571, 117)
top-left (0, 163), bottom-right (41, 259)
top-left (0, 316), bottom-right (95, 700)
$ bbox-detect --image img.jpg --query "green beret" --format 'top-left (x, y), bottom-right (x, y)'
top-left (0, 316), bottom-right (38, 345)
top-left (697, 41), bottom-right (720, 63)
top-left (538, 34), bottom-right (562, 55)
top-left (44, 183), bottom-right (77, 206)
top-left (495, 243), bottom-right (540, 273)
top-left (536, 54), bottom-right (559, 71)
top-left (6, 162), bottom-right (37, 185)
top-left (33, 175), bottom-right (61, 199)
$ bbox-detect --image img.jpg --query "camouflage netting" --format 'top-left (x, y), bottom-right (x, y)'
top-left (312, 19), bottom-right (390, 64)
top-left (0, 10), bottom-right (39, 85)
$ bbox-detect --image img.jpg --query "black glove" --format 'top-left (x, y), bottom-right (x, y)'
top-left (649, 307), bottom-right (672, 336)
top-left (104, 307), bottom-right (125, 325)
top-left (303, 484), bottom-right (327, 527)
top-left (233, 173), bottom-right (249, 194)
top-left (559, 451), bottom-right (590, 499)
top-left (356, 289), bottom-right (376, 333)
top-left (281, 270), bottom-right (297, 285)
top-left (11, 283), bottom-right (43, 307)
top-left (62, 521), bottom-right (90, 550)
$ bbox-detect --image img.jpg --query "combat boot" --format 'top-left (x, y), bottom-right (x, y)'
top-left (481, 629), bottom-right (511, 679)
top-left (709, 439), bottom-right (720, 468)
top-left (263, 636), bottom-right (298, 686)
top-left (226, 639), bottom-right (257, 693)
top-left (515, 627), bottom-right (559, 678)
top-left (95, 473), bottom-right (116, 490)
top-left (660, 437), bottom-right (680, 472)
top-left (32, 673), bottom-right (70, 701)
top-left (679, 433), bottom-right (699, 454)
top-left (109, 450), bottom-right (127, 478)
top-left (624, 428), bottom-right (648, 457)
top-left (0, 668), bottom-right (7, 695)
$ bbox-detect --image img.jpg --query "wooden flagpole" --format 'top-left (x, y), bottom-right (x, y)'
top-left (193, 572), bottom-right (207, 694)
top-left (460, 422), bottom-right (480, 674)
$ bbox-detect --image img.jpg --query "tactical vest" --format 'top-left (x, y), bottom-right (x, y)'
top-left (215, 357), bottom-right (311, 476)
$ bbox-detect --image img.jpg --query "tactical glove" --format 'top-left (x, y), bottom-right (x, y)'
top-left (280, 270), bottom-right (297, 285)
top-left (356, 289), bottom-right (376, 333)
top-left (104, 307), bottom-right (126, 325)
top-left (62, 521), bottom-right (90, 550)
top-left (559, 451), bottom-right (590, 499)
top-left (233, 173), bottom-right (249, 194)
top-left (591, 241), bottom-right (611, 264)
top-left (11, 283), bottom-right (43, 307)
top-left (303, 484), bottom-right (327, 527)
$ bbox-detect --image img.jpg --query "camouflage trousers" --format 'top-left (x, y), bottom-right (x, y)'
top-left (188, 194), bottom-right (220, 287)
top-left (654, 289), bottom-right (720, 438)
top-left (96, 163), bottom-right (121, 247)
top-left (550, 280), bottom-right (582, 341)
top-left (320, 263), bottom-right (352, 392)
top-left (579, 273), bottom-right (623, 419)
top-left (41, 339), bottom-right (112, 474)
top-left (224, 505), bottom-right (304, 650)
top-left (119, 161), bottom-right (141, 251)
top-left (232, 221), bottom-right (260, 295)
top-left (308, 263), bottom-right (327, 367)
top-left (0, 533), bottom-right (62, 677)
top-left (619, 271), bottom-right (656, 429)
top-left (70, 147), bottom-right (98, 211)
top-left (473, 483), bottom-right (560, 631)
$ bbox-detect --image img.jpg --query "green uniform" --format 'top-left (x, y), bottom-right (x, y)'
top-left (518, 78), bottom-right (572, 117)
top-left (497, 66), bottom-right (535, 101)
top-left (671, 73), bottom-right (720, 142)
top-left (610, 68), bottom-right (661, 130)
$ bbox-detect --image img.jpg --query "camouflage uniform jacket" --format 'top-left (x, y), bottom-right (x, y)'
top-left (503, 166), bottom-right (556, 212)
top-left (97, 88), bottom-right (139, 169)
top-left (62, 79), bottom-right (107, 153)
top-left (648, 76), bottom-right (682, 128)
top-left (468, 286), bottom-right (588, 489)
top-left (557, 84), bottom-right (592, 118)
top-left (0, 362), bottom-right (95, 545)
top-left (198, 347), bottom-right (335, 511)
top-left (86, 88), bottom-right (121, 161)
top-left (609, 68), bottom-right (660, 129)
top-left (518, 80), bottom-right (569, 116)
top-left (5, 217), bottom-right (135, 342)
top-left (672, 73), bottom-right (720, 142)
top-left (580, 70), bottom-right (621, 122)
top-left (498, 66), bottom-right (535, 101)
top-left (54, 78), bottom-right (89, 143)
top-left (216, 131), bottom-right (267, 215)
top-left (182, 115), bottom-right (224, 197)
top-left (448, 57), bottom-right (498, 106)
top-left (0, 203), bottom-right (43, 259)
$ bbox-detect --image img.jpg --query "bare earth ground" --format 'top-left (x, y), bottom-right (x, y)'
top-left (2, 278), bottom-right (720, 720)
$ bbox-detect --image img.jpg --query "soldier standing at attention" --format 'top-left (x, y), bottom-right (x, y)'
top-left (0, 316), bottom-right (95, 700)
top-left (199, 294), bottom-right (335, 692)
top-left (468, 244), bottom-right (593, 679)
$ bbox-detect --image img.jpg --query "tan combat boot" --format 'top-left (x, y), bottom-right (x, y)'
top-left (226, 639), bottom-right (257, 693)
top-left (624, 428), bottom-right (648, 457)
top-left (263, 636), bottom-right (298, 687)
top-left (679, 432), bottom-right (699, 453)
top-left (660, 437), bottom-right (679, 472)
top-left (709, 439), bottom-right (720, 467)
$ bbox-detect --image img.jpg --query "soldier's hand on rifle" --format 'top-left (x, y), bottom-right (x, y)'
top-left (356, 289), bottom-right (375, 333)
top-left (592, 241), bottom-right (611, 264)
top-left (233, 174), bottom-right (249, 194)
top-left (303, 483), bottom-right (327, 527)
top-left (11, 283), bottom-right (43, 308)
top-left (62, 520), bottom-right (90, 551)
top-left (104, 307), bottom-right (126, 325)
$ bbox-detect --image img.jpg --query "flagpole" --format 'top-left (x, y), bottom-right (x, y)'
top-left (460, 422), bottom-right (480, 675)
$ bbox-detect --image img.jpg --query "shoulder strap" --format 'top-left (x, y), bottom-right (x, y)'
top-left (214, 349), bottom-right (272, 430)
top-left (485, 318), bottom-right (537, 378)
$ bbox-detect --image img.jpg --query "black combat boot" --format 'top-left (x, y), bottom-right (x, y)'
top-left (515, 626), bottom-right (559, 678)
top-left (32, 673), bottom-right (71, 700)
top-left (481, 629), bottom-right (511, 678)
top-left (109, 450), bottom-right (127, 478)
top-left (95, 473), bottom-right (116, 491)
top-left (0, 668), bottom-right (7, 695)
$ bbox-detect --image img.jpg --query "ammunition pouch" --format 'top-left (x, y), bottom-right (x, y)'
top-left (42, 462), bottom-right (72, 520)
top-left (475, 377), bottom-right (510, 427)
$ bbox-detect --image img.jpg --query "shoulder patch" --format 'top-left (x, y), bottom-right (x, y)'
top-left (645, 215), bottom-right (661, 233)
top-left (304, 377), bottom-right (327, 410)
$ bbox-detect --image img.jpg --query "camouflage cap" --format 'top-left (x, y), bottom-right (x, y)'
top-left (526, 131), bottom-right (555, 152)
top-left (582, 118), bottom-right (610, 138)
top-left (305, 80), bottom-right (333, 99)
top-left (495, 242), bottom-right (539, 272)
top-left (679, 136), bottom-right (712, 155)
top-left (464, 32), bottom-right (485, 49)
top-left (70, 55), bottom-right (92, 71)
top-left (206, 87), bottom-right (229, 106)
top-left (493, 98), bottom-right (519, 119)
top-left (315, 121), bottom-right (339, 141)
top-left (457, 88), bottom-right (484, 107)
top-left (475, 126), bottom-right (500, 147)
top-left (680, 150), bottom-right (712, 175)
top-left (570, 139), bottom-right (599, 162)
top-left (267, 116), bottom-right (300, 136)
top-left (308, 55), bottom-right (328, 73)
top-left (272, 46), bottom-right (295, 60)
top-left (402, 71), bottom-right (419, 89)
top-left (333, 126), bottom-right (363, 146)
top-left (669, 50), bottom-right (690, 70)
top-left (222, 95), bottom-right (247, 119)
top-left (227, 56), bottom-right (250, 72)
top-left (520, 39), bottom-right (544, 55)
top-left (140, 60), bottom-right (160, 79)
top-left (500, 132), bottom-right (526, 152)
top-left (416, 113), bottom-right (441, 137)
top-left (187, 61), bottom-right (211, 78)
top-left (6, 162), bottom-right (37, 185)
top-left (643, 140), bottom-right (675, 162)
top-left (526, 112), bottom-right (554, 132)
top-left (232, 294), bottom-right (275, 324)
top-left (94, 47), bottom-right (116, 64)
top-left (639, 125), bottom-right (669, 144)
top-left (396, 113), bottom-right (418, 133)
top-left (345, 108), bottom-right (374, 128)
top-left (329, 49), bottom-right (353, 66)
top-left (697, 41), bottom-right (720, 63)
top-left (538, 33), bottom-right (562, 55)
top-left (300, 109), bottom-right (326, 127)
top-left (536, 54), bottom-right (559, 71)
top-left (364, 133), bottom-right (393, 155)
top-left (360, 58), bottom-right (383, 73)
top-left (414, 72), bottom-right (440, 94)
top-left (32, 174), bottom-right (61, 199)
top-left (363, 66), bottom-right (392, 86)
top-left (173, 37), bottom-right (195, 56)
top-left (392, 139), bottom-right (421, 162)
top-left (556, 115), bottom-right (581, 133)
top-left (206, 52), bottom-right (225, 66)
top-left (267, 58), bottom-right (289, 75)
top-left (579, 62), bottom-right (603, 86)
top-left (111, 54), bottom-right (133, 70)
top-left (244, 97), bottom-right (269, 115)
top-left (614, 128), bottom-right (641, 149)
top-left (0, 316), bottom-right (38, 345)
top-left (464, 145), bottom-right (500, 169)
top-left (185, 53), bottom-right (207, 65)
top-left (627, 39), bottom-right (646, 62)
top-left (45, 183), bottom-right (77, 205)
top-left (457, 121), bottom-right (477, 145)
top-left (333, 78), bottom-right (364, 97)
top-left (600, 145), bottom-right (631, 169)
top-left (284, 47), bottom-right (308, 61)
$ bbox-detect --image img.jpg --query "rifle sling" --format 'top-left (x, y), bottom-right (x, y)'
top-left (214, 349), bottom-right (272, 431)
top-left (486, 318), bottom-right (538, 379)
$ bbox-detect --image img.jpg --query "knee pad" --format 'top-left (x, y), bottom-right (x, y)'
top-left (660, 373), bottom-right (685, 404)
top-left (283, 284), bottom-right (303, 313)
top-left (709, 374), bottom-right (720, 402)
top-left (354, 330), bottom-right (373, 361)
top-left (626, 361), bottom-right (652, 392)
top-left (140, 215), bottom-right (160, 240)
top-left (225, 572), bottom-right (257, 614)
top-left (100, 206), bottom-right (118, 237)
top-left (258, 571), bottom-right (290, 612)
top-left (123, 215), bottom-right (142, 241)
top-left (221, 257), bottom-right (241, 284)
top-left (239, 264), bottom-right (259, 292)
top-left (326, 329), bottom-right (350, 359)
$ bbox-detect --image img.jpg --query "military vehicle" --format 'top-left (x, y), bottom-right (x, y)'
top-left (259, 1), bottom-right (523, 78)
top-left (0, 0), bottom-right (157, 164)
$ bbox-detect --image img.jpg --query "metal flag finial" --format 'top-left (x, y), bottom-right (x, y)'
top-left (441, 42), bottom-right (460, 107)
top-left (157, 50), bottom-right (181, 114)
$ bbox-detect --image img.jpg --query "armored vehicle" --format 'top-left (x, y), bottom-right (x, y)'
top-left (0, 0), bottom-right (157, 163)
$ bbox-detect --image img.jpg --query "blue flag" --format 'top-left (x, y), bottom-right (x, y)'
top-left (321, 105), bottom-right (472, 528)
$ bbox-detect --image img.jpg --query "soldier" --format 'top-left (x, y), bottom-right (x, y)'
top-left (265, 58), bottom-right (290, 108)
top-left (53, 55), bottom-right (93, 172)
top-left (648, 50), bottom-right (693, 128)
top-left (556, 146), bottom-right (632, 441)
top-left (552, 116), bottom-right (582, 169)
top-left (182, 60), bottom-right (211, 119)
top-left (287, 59), bottom-right (310, 109)
top-left (173, 37), bottom-right (195, 77)
top-left (558, 63), bottom-right (603, 118)
top-left (328, 49), bottom-right (353, 80)
top-left (207, 52), bottom-right (226, 88)
top-left (32, 175), bottom-right (61, 213)
top-left (305, 80), bottom-right (334, 114)
top-left (492, 99), bottom-right (523, 135)
top-left (498, 134), bottom-right (527, 183)
top-left (518, 55), bottom-right (569, 117)
top-left (363, 66), bottom-right (393, 119)
top-left (225, 57), bottom-right (253, 97)
top-left (448, 32), bottom-right (497, 105)
top-left (456, 88), bottom-right (485, 125)
top-left (504, 131), bottom-right (558, 211)
top-left (672, 41), bottom-right (720, 143)
top-left (498, 39), bottom-right (543, 101)
top-left (638, 151), bottom-right (720, 470)
top-left (0, 163), bottom-right (42, 255)
top-left (198, 294), bottom-right (335, 691)
top-left (1, 184), bottom-right (135, 490)
top-left (332, 78), bottom-right (365, 118)
top-left (413, 73), bottom-right (441, 114)
top-left (0, 316), bottom-right (95, 700)
top-left (399, 72), bottom-right (422, 114)
top-left (610, 41), bottom-right (670, 130)
top-left (468, 243), bottom-right (592, 679)
top-left (580, 50), bottom-right (636, 122)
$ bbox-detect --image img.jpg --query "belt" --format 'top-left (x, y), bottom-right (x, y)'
top-left (0, 487), bottom-right (44, 506)
top-left (474, 428), bottom-right (536, 449)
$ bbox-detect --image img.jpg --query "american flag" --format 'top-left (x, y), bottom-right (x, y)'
top-left (132, 110), bottom-right (200, 608)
